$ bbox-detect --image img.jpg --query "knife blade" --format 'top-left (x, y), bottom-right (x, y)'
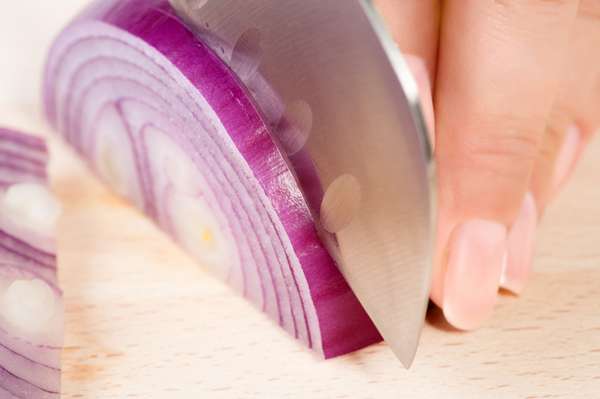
top-left (170, 0), bottom-right (435, 367)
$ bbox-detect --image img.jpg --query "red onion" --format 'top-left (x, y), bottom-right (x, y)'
top-left (0, 128), bottom-right (62, 398)
top-left (43, 0), bottom-right (380, 357)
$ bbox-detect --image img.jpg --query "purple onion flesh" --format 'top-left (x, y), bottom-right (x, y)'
top-left (44, 0), bottom-right (380, 357)
top-left (0, 127), bottom-right (62, 399)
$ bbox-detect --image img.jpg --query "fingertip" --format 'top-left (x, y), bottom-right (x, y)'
top-left (442, 219), bottom-right (507, 330)
top-left (501, 192), bottom-right (537, 295)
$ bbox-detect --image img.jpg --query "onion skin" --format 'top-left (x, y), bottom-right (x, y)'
top-left (0, 128), bottom-right (62, 399)
top-left (44, 0), bottom-right (380, 357)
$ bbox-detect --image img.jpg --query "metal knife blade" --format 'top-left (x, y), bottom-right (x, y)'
top-left (171, 0), bottom-right (435, 367)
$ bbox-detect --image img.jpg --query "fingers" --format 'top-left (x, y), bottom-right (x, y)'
top-left (496, 1), bottom-right (600, 293)
top-left (404, 55), bottom-right (436, 142)
top-left (373, 0), bottom-right (441, 80)
top-left (530, 2), bottom-right (600, 213)
top-left (373, 0), bottom-right (440, 143)
top-left (530, 109), bottom-right (582, 214)
top-left (551, 124), bottom-right (584, 195)
top-left (432, 0), bottom-right (579, 329)
top-left (502, 192), bottom-right (537, 294)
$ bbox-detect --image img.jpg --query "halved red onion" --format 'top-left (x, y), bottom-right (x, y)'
top-left (0, 128), bottom-right (62, 398)
top-left (43, 0), bottom-right (380, 357)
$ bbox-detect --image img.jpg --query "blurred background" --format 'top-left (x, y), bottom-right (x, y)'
top-left (0, 1), bottom-right (85, 106)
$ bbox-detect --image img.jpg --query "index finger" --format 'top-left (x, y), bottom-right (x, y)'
top-left (433, 0), bottom-right (579, 329)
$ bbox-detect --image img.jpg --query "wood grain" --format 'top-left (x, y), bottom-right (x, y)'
top-left (0, 105), bottom-right (598, 399)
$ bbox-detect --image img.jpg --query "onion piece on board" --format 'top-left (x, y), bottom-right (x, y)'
top-left (43, 0), bottom-right (380, 357)
top-left (0, 127), bottom-right (63, 398)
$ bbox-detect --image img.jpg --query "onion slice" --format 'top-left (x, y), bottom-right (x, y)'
top-left (44, 0), bottom-right (380, 357)
top-left (0, 127), bottom-right (62, 398)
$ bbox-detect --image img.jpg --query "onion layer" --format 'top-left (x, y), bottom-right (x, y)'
top-left (44, 0), bottom-right (380, 357)
top-left (0, 128), bottom-right (62, 398)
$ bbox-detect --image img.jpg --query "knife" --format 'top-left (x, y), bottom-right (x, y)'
top-left (170, 0), bottom-right (435, 368)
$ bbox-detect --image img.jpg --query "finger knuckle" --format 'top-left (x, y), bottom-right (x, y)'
top-left (457, 118), bottom-right (541, 181)
top-left (537, 123), bottom-right (565, 165)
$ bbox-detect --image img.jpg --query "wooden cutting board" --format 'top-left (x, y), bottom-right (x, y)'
top-left (0, 106), bottom-right (599, 399)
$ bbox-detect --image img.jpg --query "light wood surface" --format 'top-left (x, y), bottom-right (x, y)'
top-left (2, 2), bottom-right (600, 398)
top-left (0, 101), bottom-right (598, 399)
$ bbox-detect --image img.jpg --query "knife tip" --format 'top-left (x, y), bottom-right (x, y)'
top-left (389, 338), bottom-right (419, 369)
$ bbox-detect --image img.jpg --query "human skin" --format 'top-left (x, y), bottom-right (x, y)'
top-left (374, 0), bottom-right (599, 330)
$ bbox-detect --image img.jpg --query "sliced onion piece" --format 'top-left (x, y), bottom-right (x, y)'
top-left (44, 0), bottom-right (380, 357)
top-left (0, 128), bottom-right (62, 398)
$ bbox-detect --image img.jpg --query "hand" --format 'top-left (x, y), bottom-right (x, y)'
top-left (375, 0), bottom-right (599, 329)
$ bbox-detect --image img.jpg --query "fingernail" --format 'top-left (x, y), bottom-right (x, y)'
top-left (553, 125), bottom-right (581, 193)
top-left (443, 220), bottom-right (507, 330)
top-left (501, 193), bottom-right (537, 294)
